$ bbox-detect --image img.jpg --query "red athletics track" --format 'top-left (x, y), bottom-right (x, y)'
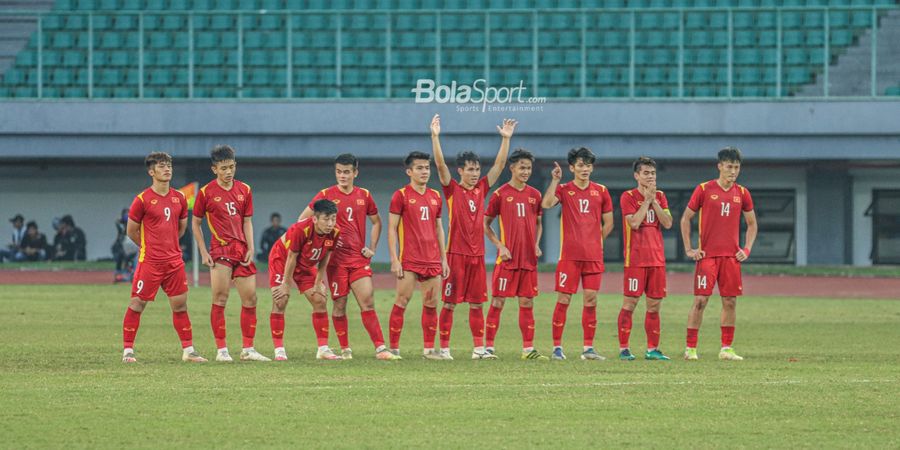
top-left (1, 270), bottom-right (897, 299)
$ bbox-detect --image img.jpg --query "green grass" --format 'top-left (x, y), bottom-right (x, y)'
top-left (1, 285), bottom-right (899, 448)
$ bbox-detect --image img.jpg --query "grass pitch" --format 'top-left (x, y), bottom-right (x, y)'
top-left (1, 285), bottom-right (898, 448)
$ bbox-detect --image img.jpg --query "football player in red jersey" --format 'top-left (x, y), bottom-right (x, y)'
top-left (542, 147), bottom-right (614, 361)
top-left (298, 154), bottom-right (399, 361)
top-left (387, 151), bottom-right (449, 360)
top-left (192, 145), bottom-right (268, 362)
top-left (430, 114), bottom-right (517, 360)
top-left (681, 147), bottom-right (757, 361)
top-left (121, 151), bottom-right (206, 363)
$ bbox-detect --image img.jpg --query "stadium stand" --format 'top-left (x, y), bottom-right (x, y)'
top-left (0, 0), bottom-right (897, 98)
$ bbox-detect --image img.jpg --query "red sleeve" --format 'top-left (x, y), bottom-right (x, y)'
top-left (742, 187), bottom-right (754, 212)
top-left (601, 188), bottom-right (613, 213)
top-left (435, 192), bottom-right (443, 219)
top-left (288, 225), bottom-right (303, 253)
top-left (192, 188), bottom-right (207, 218)
top-left (243, 186), bottom-right (254, 217)
top-left (308, 190), bottom-right (326, 210)
top-left (620, 191), bottom-right (638, 216)
top-left (536, 201), bottom-right (543, 217)
top-left (179, 194), bottom-right (188, 219)
top-left (554, 183), bottom-right (564, 201)
top-left (366, 192), bottom-right (378, 216)
top-left (686, 185), bottom-right (704, 212)
top-left (389, 190), bottom-right (404, 215)
top-left (485, 192), bottom-right (500, 217)
top-left (479, 177), bottom-right (490, 193)
top-left (128, 195), bottom-right (144, 223)
top-left (441, 180), bottom-right (455, 201)
top-left (658, 192), bottom-right (670, 210)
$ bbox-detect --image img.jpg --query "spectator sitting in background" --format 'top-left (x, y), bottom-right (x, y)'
top-left (113, 209), bottom-right (138, 282)
top-left (52, 215), bottom-right (87, 261)
top-left (16, 221), bottom-right (48, 262)
top-left (257, 212), bottom-right (287, 262)
top-left (0, 214), bottom-right (26, 262)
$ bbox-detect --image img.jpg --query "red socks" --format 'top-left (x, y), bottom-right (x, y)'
top-left (210, 304), bottom-right (226, 349)
top-left (333, 314), bottom-right (349, 349)
top-left (439, 307), bottom-right (454, 349)
top-left (422, 306), bottom-right (438, 349)
top-left (485, 305), bottom-right (502, 347)
top-left (518, 306), bottom-right (535, 349)
top-left (469, 307), bottom-right (485, 348)
top-left (551, 302), bottom-right (569, 347)
top-left (721, 326), bottom-right (735, 348)
top-left (122, 307), bottom-right (142, 349)
top-left (617, 308), bottom-right (633, 349)
top-left (645, 311), bottom-right (661, 349)
top-left (311, 311), bottom-right (330, 347)
top-left (686, 327), bottom-right (699, 348)
top-left (389, 304), bottom-right (405, 349)
top-left (360, 309), bottom-right (385, 348)
top-left (582, 305), bottom-right (597, 347)
top-left (172, 311), bottom-right (193, 348)
top-left (270, 313), bottom-right (285, 348)
top-left (240, 306), bottom-right (256, 349)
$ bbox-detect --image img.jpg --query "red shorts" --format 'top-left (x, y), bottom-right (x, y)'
top-left (555, 260), bottom-right (604, 294)
top-left (694, 256), bottom-right (743, 297)
top-left (327, 261), bottom-right (373, 299)
top-left (211, 241), bottom-right (257, 278)
top-left (442, 254), bottom-right (487, 304)
top-left (623, 266), bottom-right (667, 299)
top-left (268, 255), bottom-right (319, 292)
top-left (492, 262), bottom-right (538, 299)
top-left (404, 263), bottom-right (442, 282)
top-left (131, 260), bottom-right (188, 301)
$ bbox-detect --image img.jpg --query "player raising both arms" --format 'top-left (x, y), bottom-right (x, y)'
top-left (681, 147), bottom-right (758, 361)
top-left (387, 151), bottom-right (449, 360)
top-left (618, 156), bottom-right (673, 361)
top-left (542, 147), bottom-right (614, 361)
top-left (270, 199), bottom-right (342, 361)
top-left (192, 145), bottom-right (269, 362)
top-left (121, 151), bottom-right (206, 363)
top-left (430, 114), bottom-right (517, 360)
top-left (484, 149), bottom-right (548, 360)
top-left (298, 154), bottom-right (399, 361)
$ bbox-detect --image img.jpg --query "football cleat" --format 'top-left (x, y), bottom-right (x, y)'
top-left (274, 348), bottom-right (288, 361)
top-left (551, 347), bottom-right (567, 360)
top-left (216, 349), bottom-right (234, 362)
top-left (341, 348), bottom-right (353, 360)
top-left (422, 349), bottom-right (444, 360)
top-left (472, 349), bottom-right (499, 360)
top-left (316, 347), bottom-right (343, 360)
top-left (376, 349), bottom-right (402, 360)
top-left (718, 347), bottom-right (744, 361)
top-left (182, 350), bottom-right (207, 363)
top-left (684, 347), bottom-right (699, 361)
top-left (240, 348), bottom-right (271, 362)
top-left (619, 348), bottom-right (636, 361)
top-left (389, 348), bottom-right (401, 358)
top-left (122, 349), bottom-right (136, 363)
top-left (521, 350), bottom-right (549, 361)
top-left (645, 349), bottom-right (670, 361)
top-left (580, 348), bottom-right (606, 361)
top-left (439, 349), bottom-right (455, 360)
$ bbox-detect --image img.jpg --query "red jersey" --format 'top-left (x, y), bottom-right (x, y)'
top-left (309, 185), bottom-right (377, 267)
top-left (128, 187), bottom-right (188, 264)
top-left (389, 185), bottom-right (443, 267)
top-left (485, 183), bottom-right (543, 270)
top-left (284, 218), bottom-right (340, 271)
top-left (193, 180), bottom-right (253, 250)
top-left (686, 180), bottom-right (754, 258)
top-left (620, 189), bottom-right (668, 268)
top-left (555, 181), bottom-right (613, 263)
top-left (443, 177), bottom-right (490, 257)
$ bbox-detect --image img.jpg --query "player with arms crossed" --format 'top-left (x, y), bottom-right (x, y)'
top-left (430, 114), bottom-right (517, 360)
top-left (298, 154), bottom-right (399, 361)
top-left (484, 149), bottom-right (548, 360)
top-left (680, 147), bottom-right (758, 361)
top-left (542, 147), bottom-right (614, 361)
top-left (618, 156), bottom-right (673, 361)
top-left (192, 145), bottom-right (269, 362)
top-left (387, 151), bottom-right (449, 360)
top-left (121, 151), bottom-right (206, 363)
top-left (270, 199), bottom-right (343, 360)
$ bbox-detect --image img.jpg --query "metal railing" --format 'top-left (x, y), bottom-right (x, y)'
top-left (0, 6), bottom-right (897, 99)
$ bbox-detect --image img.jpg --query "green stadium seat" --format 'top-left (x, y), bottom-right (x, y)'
top-left (93, 15), bottom-right (114, 31)
top-left (3, 69), bottom-right (27, 85)
top-left (830, 29), bottom-right (853, 46)
top-left (114, 15), bottom-right (138, 30)
top-left (786, 67), bottom-right (810, 84)
top-left (147, 32), bottom-right (172, 49)
top-left (16, 50), bottom-right (37, 66)
top-left (74, 0), bottom-right (97, 11)
top-left (42, 15), bottom-right (64, 31)
top-left (885, 86), bottom-right (900, 96)
top-left (170, 0), bottom-right (191, 9)
top-left (145, 0), bottom-right (167, 9)
top-left (121, 0), bottom-right (142, 8)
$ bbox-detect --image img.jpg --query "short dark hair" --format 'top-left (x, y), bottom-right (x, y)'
top-left (335, 153), bottom-right (358, 169)
top-left (312, 199), bottom-right (338, 216)
top-left (718, 146), bottom-right (743, 164)
top-left (26, 220), bottom-right (38, 230)
top-left (633, 156), bottom-right (657, 173)
top-left (211, 145), bottom-right (236, 165)
top-left (145, 151), bottom-right (172, 169)
top-left (61, 215), bottom-right (75, 227)
top-left (456, 151), bottom-right (480, 168)
top-left (508, 148), bottom-right (535, 165)
top-left (567, 147), bottom-right (595, 166)
top-left (404, 151), bottom-right (431, 168)
top-left (270, 213), bottom-right (281, 220)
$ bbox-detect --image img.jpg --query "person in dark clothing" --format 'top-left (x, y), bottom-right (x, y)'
top-left (16, 221), bottom-right (48, 262)
top-left (257, 212), bottom-right (287, 262)
top-left (52, 215), bottom-right (87, 261)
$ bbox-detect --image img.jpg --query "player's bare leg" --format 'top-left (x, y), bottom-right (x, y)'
top-left (168, 293), bottom-right (206, 362)
top-left (618, 296), bottom-right (640, 360)
top-left (233, 275), bottom-right (268, 361)
top-left (332, 295), bottom-right (352, 359)
top-left (209, 263), bottom-right (234, 361)
top-left (389, 273), bottom-right (417, 357)
top-left (685, 295), bottom-right (709, 360)
top-left (351, 277), bottom-right (399, 360)
top-left (122, 297), bottom-right (146, 363)
top-left (643, 298), bottom-right (668, 360)
top-left (306, 287), bottom-right (341, 360)
top-left (580, 289), bottom-right (604, 361)
top-left (439, 302), bottom-right (456, 360)
top-left (484, 296), bottom-right (505, 355)
top-left (551, 293), bottom-right (572, 360)
top-left (718, 296), bottom-right (742, 360)
top-left (270, 288), bottom-right (289, 361)
top-left (420, 276), bottom-right (444, 360)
